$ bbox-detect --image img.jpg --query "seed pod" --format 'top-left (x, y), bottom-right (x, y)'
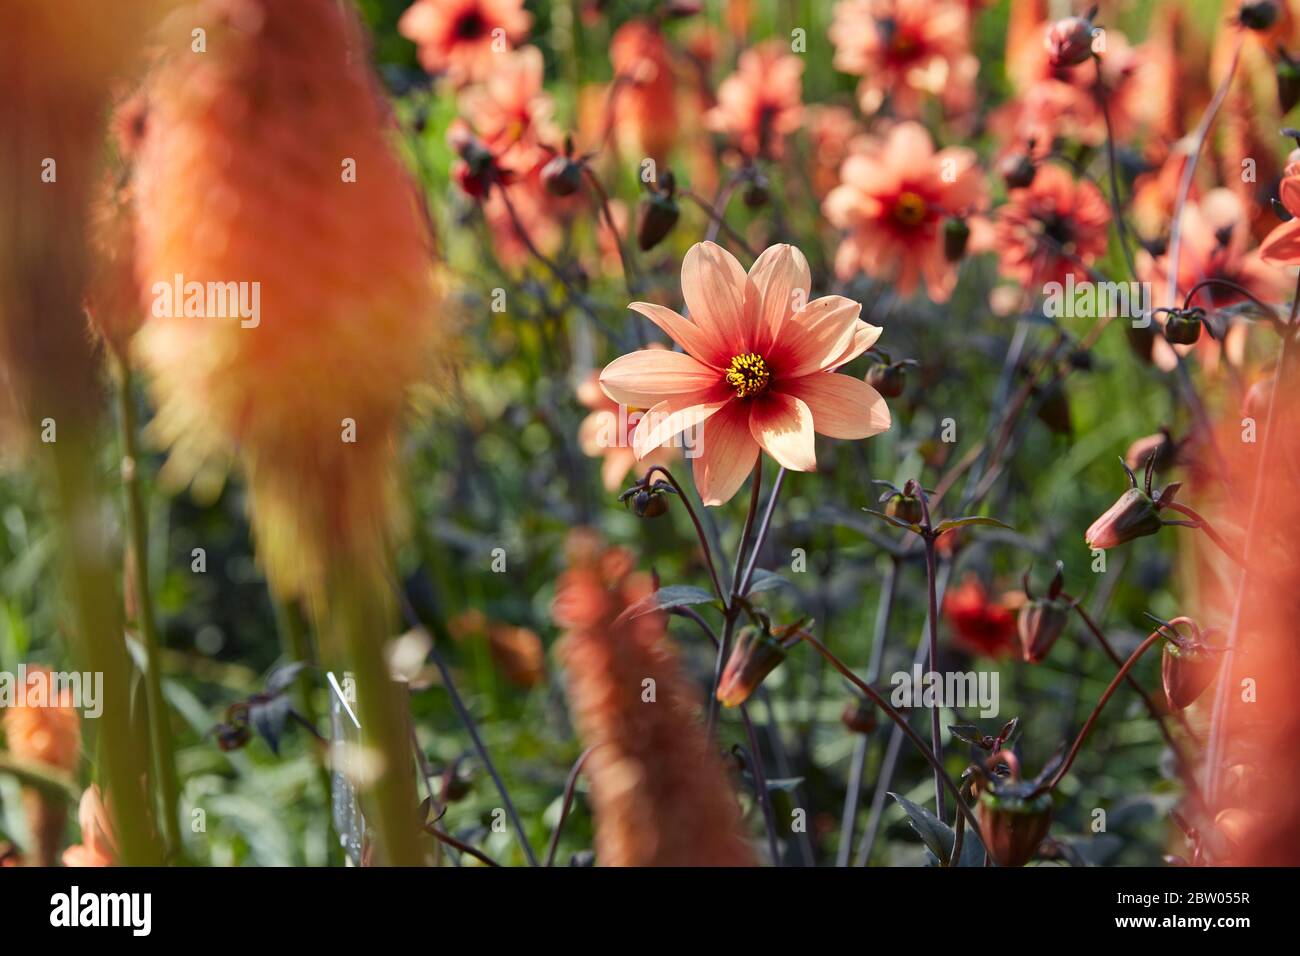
top-left (637, 188), bottom-right (679, 251)
top-left (541, 154), bottom-right (583, 197)
top-left (1018, 599), bottom-right (1070, 664)
top-left (1163, 310), bottom-right (1202, 345)
top-left (884, 492), bottom-right (924, 525)
top-left (1044, 13), bottom-right (1096, 68)
top-left (978, 790), bottom-right (1053, 867)
top-left (1084, 487), bottom-right (1162, 549)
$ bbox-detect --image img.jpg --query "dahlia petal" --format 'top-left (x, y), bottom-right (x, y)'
top-left (746, 243), bottom-right (810, 354)
top-left (749, 393), bottom-right (816, 472)
top-left (627, 301), bottom-right (727, 367)
top-left (781, 373), bottom-right (891, 439)
top-left (632, 392), bottom-right (731, 459)
top-left (1260, 220), bottom-right (1300, 266)
top-left (692, 401), bottom-right (761, 506)
top-left (825, 319), bottom-right (884, 370)
top-left (599, 349), bottom-right (720, 406)
top-left (776, 295), bottom-right (862, 378)
top-left (886, 122), bottom-right (935, 174)
top-left (1283, 176), bottom-right (1300, 219)
top-left (682, 241), bottom-right (750, 355)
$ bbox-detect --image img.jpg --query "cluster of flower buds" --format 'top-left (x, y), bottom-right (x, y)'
top-left (1017, 562), bottom-right (1071, 664)
top-left (1044, 6), bottom-right (1098, 68)
top-left (1084, 453), bottom-right (1182, 550)
top-left (864, 352), bottom-right (918, 399)
top-left (618, 475), bottom-right (677, 518)
top-left (637, 171), bottom-right (680, 251)
top-left (1149, 614), bottom-right (1224, 711)
top-left (715, 617), bottom-right (807, 708)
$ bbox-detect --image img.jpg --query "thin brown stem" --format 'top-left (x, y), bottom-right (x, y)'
top-left (545, 746), bottom-right (597, 867)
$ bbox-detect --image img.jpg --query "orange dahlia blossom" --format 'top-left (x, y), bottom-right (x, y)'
top-left (62, 786), bottom-right (116, 868)
top-left (1259, 161), bottom-right (1300, 265)
top-left (600, 242), bottom-right (891, 506)
top-left (554, 530), bottom-right (756, 866)
top-left (823, 122), bottom-right (986, 302)
top-left (706, 41), bottom-right (803, 161)
top-left (576, 368), bottom-right (676, 492)
top-left (829, 0), bottom-right (972, 117)
top-left (399, 0), bottom-right (532, 84)
top-left (457, 46), bottom-right (557, 168)
top-left (133, 0), bottom-right (446, 605)
top-left (992, 162), bottom-right (1109, 288)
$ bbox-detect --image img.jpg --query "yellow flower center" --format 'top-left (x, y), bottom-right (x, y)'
top-left (894, 191), bottom-right (928, 227)
top-left (725, 352), bottom-right (771, 399)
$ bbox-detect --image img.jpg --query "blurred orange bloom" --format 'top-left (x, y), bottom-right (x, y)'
top-left (600, 242), bottom-right (890, 505)
top-left (829, 0), bottom-right (972, 117)
top-left (62, 786), bottom-right (116, 868)
top-left (707, 41), bottom-right (803, 161)
top-left (823, 122), bottom-right (986, 302)
top-left (992, 163), bottom-right (1109, 288)
top-left (806, 106), bottom-right (862, 200)
top-left (554, 530), bottom-right (756, 865)
top-left (399, 0), bottom-right (532, 84)
top-left (457, 46), bottom-right (556, 167)
top-left (1259, 161), bottom-right (1300, 266)
top-left (943, 576), bottom-right (1017, 658)
top-left (577, 369), bottom-right (676, 492)
top-left (609, 21), bottom-right (678, 165)
top-left (449, 609), bottom-right (545, 688)
top-left (2, 666), bottom-right (81, 772)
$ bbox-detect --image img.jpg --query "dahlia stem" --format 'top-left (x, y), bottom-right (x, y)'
top-left (681, 189), bottom-right (759, 259)
top-left (644, 465), bottom-right (726, 605)
top-left (49, 435), bottom-right (161, 865)
top-left (545, 746), bottom-right (596, 867)
top-left (740, 711), bottom-right (782, 865)
top-left (913, 486), bottom-right (947, 822)
top-left (799, 634), bottom-right (984, 849)
top-left (1093, 54), bottom-right (1138, 282)
top-left (836, 556), bottom-right (899, 867)
top-left (738, 466), bottom-right (787, 597)
top-left (1160, 500), bottom-right (1246, 567)
top-left (113, 363), bottom-right (181, 860)
top-left (328, 571), bottom-right (423, 866)
top-left (1163, 35), bottom-right (1243, 311)
top-left (707, 460), bottom-right (763, 739)
top-left (583, 167), bottom-right (637, 295)
top-left (1204, 273), bottom-right (1300, 806)
top-left (1036, 630), bottom-right (1165, 797)
top-left (1182, 278), bottom-right (1284, 331)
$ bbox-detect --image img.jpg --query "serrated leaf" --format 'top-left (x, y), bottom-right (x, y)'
top-left (934, 516), bottom-right (1013, 535)
top-left (619, 585), bottom-right (719, 621)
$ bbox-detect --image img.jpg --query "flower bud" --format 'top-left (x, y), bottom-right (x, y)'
top-left (1034, 380), bottom-right (1071, 435)
top-left (1162, 639), bottom-right (1220, 710)
top-left (637, 174), bottom-right (680, 251)
top-left (632, 487), bottom-right (669, 517)
top-left (1236, 0), bottom-right (1279, 32)
top-left (978, 790), bottom-right (1053, 867)
top-left (841, 698), bottom-right (878, 734)
top-left (1001, 152), bottom-right (1037, 189)
top-left (716, 626), bottom-right (789, 708)
top-left (1084, 487), bottom-right (1162, 549)
top-left (1018, 598), bottom-right (1070, 664)
top-left (943, 217), bottom-right (971, 262)
top-left (866, 362), bottom-right (906, 398)
top-left (1044, 14), bottom-right (1096, 68)
top-left (541, 154), bottom-right (583, 197)
top-left (1125, 428), bottom-right (1176, 472)
top-left (1163, 309), bottom-right (1203, 345)
top-left (884, 491), bottom-right (924, 525)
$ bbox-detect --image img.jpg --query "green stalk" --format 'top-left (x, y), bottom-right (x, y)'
top-left (113, 361), bottom-right (181, 859)
top-left (326, 569), bottom-right (423, 866)
top-left (49, 432), bottom-right (161, 866)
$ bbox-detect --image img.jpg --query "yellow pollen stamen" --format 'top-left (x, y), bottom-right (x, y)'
top-left (894, 191), bottom-right (928, 227)
top-left (725, 352), bottom-right (771, 399)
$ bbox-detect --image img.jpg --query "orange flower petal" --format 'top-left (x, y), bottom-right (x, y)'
top-left (748, 393), bottom-right (816, 472)
top-left (781, 373), bottom-right (892, 439)
top-left (825, 319), bottom-right (884, 369)
top-left (600, 349), bottom-right (720, 407)
top-left (746, 243), bottom-right (810, 354)
top-left (632, 392), bottom-right (732, 459)
top-left (692, 400), bottom-right (760, 506)
top-left (628, 301), bottom-right (727, 367)
top-left (1260, 220), bottom-right (1300, 267)
top-left (776, 295), bottom-right (862, 378)
top-left (682, 241), bottom-right (751, 355)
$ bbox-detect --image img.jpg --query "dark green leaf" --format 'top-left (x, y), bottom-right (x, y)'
top-left (619, 585), bottom-right (719, 621)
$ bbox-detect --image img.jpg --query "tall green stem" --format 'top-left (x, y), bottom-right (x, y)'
top-left (113, 362), bottom-right (181, 859)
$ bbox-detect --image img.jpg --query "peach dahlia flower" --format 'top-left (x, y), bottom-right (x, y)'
top-left (706, 40), bottom-right (804, 161)
top-left (600, 242), bottom-right (891, 506)
top-left (823, 122), bottom-right (986, 302)
top-left (399, 0), bottom-right (532, 84)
